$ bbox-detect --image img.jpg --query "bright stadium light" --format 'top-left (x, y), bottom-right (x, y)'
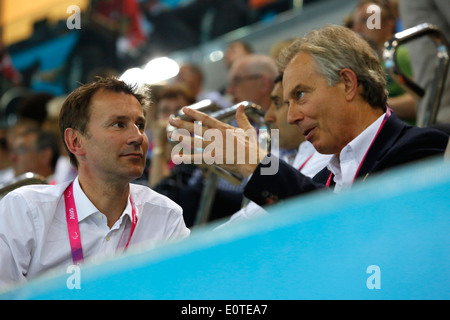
top-left (119, 67), bottom-right (146, 88)
top-left (143, 57), bottom-right (180, 84)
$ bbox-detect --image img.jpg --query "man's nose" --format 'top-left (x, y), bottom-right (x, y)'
top-left (128, 125), bottom-right (145, 145)
top-left (287, 104), bottom-right (303, 125)
top-left (264, 107), bottom-right (276, 124)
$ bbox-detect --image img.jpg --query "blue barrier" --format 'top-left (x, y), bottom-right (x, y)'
top-left (1, 157), bottom-right (449, 300)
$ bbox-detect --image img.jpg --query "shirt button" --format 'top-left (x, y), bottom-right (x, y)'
top-left (105, 235), bottom-right (110, 241)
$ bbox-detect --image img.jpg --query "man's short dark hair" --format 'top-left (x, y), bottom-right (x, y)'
top-left (59, 77), bottom-right (150, 168)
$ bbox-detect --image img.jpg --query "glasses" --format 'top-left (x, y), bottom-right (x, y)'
top-left (228, 74), bottom-right (262, 87)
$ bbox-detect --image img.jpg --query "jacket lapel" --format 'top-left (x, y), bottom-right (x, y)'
top-left (356, 113), bottom-right (406, 179)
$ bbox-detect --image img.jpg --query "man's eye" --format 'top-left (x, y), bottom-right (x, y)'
top-left (272, 98), bottom-right (281, 108)
top-left (275, 101), bottom-right (284, 109)
top-left (113, 122), bottom-right (125, 128)
top-left (296, 91), bottom-right (305, 99)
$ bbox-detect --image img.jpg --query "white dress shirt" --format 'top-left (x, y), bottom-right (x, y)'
top-left (328, 113), bottom-right (386, 193)
top-left (0, 177), bottom-right (190, 289)
top-left (292, 141), bottom-right (333, 178)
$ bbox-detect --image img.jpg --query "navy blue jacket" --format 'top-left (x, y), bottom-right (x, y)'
top-left (244, 113), bottom-right (449, 206)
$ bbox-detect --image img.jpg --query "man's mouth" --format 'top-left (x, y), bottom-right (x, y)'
top-left (122, 153), bottom-right (143, 158)
top-left (303, 127), bottom-right (313, 137)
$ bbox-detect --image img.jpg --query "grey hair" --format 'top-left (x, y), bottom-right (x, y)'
top-left (277, 25), bottom-right (388, 109)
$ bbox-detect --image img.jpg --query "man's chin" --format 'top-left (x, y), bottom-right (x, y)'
top-left (125, 167), bottom-right (146, 181)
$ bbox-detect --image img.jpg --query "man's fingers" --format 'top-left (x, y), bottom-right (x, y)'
top-left (235, 104), bottom-right (254, 131)
top-left (182, 107), bottom-right (230, 130)
top-left (168, 105), bottom-right (256, 135)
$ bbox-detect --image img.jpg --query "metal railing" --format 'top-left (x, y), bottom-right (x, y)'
top-left (383, 23), bottom-right (450, 127)
top-left (0, 172), bottom-right (47, 199)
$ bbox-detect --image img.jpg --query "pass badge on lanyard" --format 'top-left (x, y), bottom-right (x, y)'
top-left (64, 183), bottom-right (137, 265)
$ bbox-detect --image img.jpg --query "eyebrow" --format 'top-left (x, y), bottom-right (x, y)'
top-left (271, 95), bottom-right (281, 101)
top-left (105, 114), bottom-right (146, 124)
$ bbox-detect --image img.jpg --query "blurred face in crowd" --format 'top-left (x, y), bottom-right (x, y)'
top-left (227, 58), bottom-right (270, 109)
top-left (351, 2), bottom-right (395, 49)
top-left (227, 72), bottom-right (264, 106)
top-left (176, 65), bottom-right (201, 94)
top-left (264, 81), bottom-right (304, 151)
top-left (225, 41), bottom-right (251, 69)
top-left (10, 132), bottom-right (43, 176)
top-left (157, 96), bottom-right (187, 121)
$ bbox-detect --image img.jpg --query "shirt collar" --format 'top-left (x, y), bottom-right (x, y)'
top-left (292, 141), bottom-right (315, 169)
top-left (328, 113), bottom-right (386, 175)
top-left (72, 176), bottom-right (133, 223)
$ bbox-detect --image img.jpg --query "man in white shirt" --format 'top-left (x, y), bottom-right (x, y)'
top-left (0, 77), bottom-right (190, 289)
top-left (168, 25), bottom-right (449, 206)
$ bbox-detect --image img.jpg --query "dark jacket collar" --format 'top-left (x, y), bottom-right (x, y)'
top-left (313, 112), bottom-right (406, 185)
top-left (357, 112), bottom-right (406, 178)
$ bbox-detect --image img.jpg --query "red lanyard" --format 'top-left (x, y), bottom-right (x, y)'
top-left (326, 109), bottom-right (391, 188)
top-left (64, 183), bottom-right (137, 265)
top-left (298, 154), bottom-right (314, 171)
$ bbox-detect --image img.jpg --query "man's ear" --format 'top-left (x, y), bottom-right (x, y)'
top-left (64, 128), bottom-right (85, 157)
top-left (339, 68), bottom-right (359, 101)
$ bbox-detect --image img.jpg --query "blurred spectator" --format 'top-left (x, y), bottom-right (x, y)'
top-left (16, 92), bottom-right (54, 126)
top-left (269, 38), bottom-right (296, 61)
top-left (224, 40), bottom-right (254, 70)
top-left (350, 0), bottom-right (417, 123)
top-left (148, 83), bottom-right (196, 187)
top-left (176, 63), bottom-right (231, 108)
top-left (9, 128), bottom-right (60, 183)
top-left (399, 0), bottom-right (450, 125)
top-left (5, 119), bottom-right (41, 151)
top-left (90, 0), bottom-right (148, 59)
top-left (226, 54), bottom-right (279, 110)
top-left (44, 96), bottom-right (78, 184)
top-left (220, 40), bottom-right (254, 97)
